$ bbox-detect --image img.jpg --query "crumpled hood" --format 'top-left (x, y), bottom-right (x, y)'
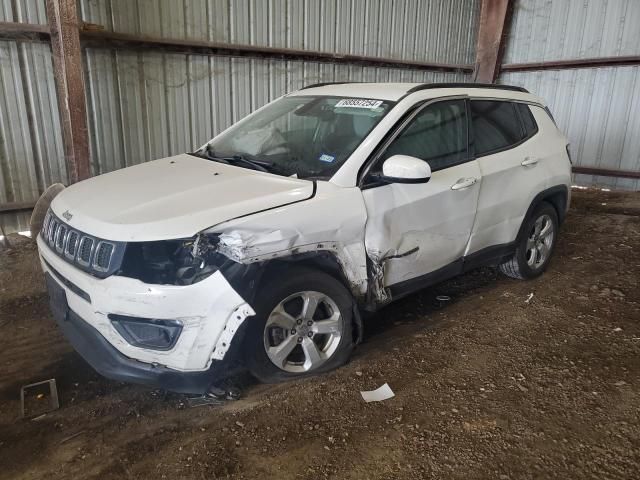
top-left (50, 154), bottom-right (314, 241)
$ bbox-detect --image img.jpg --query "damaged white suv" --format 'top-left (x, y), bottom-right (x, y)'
top-left (38, 83), bottom-right (571, 393)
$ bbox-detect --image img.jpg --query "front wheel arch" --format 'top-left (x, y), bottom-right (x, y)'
top-left (255, 255), bottom-right (364, 343)
top-left (243, 265), bottom-right (357, 383)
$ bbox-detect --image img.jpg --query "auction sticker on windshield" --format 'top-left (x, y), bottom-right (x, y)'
top-left (335, 99), bottom-right (383, 109)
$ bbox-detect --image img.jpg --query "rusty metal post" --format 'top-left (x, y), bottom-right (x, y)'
top-left (45, 0), bottom-right (90, 183)
top-left (473, 0), bottom-right (514, 83)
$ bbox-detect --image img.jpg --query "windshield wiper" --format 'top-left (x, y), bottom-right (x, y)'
top-left (224, 155), bottom-right (273, 173)
top-left (191, 146), bottom-right (276, 174)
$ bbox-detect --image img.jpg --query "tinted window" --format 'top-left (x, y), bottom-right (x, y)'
top-left (471, 101), bottom-right (524, 156)
top-left (382, 100), bottom-right (468, 171)
top-left (517, 103), bottom-right (538, 138)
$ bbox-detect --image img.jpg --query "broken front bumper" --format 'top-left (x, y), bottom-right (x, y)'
top-left (37, 235), bottom-right (255, 393)
top-left (52, 300), bottom-right (220, 393)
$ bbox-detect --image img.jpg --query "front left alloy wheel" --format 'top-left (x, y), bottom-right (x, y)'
top-left (245, 267), bottom-right (354, 383)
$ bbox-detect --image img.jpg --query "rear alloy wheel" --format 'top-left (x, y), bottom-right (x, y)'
top-left (245, 268), bottom-right (354, 383)
top-left (524, 213), bottom-right (555, 269)
top-left (499, 201), bottom-right (559, 280)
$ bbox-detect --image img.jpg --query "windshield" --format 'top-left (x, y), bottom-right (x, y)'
top-left (199, 96), bottom-right (393, 179)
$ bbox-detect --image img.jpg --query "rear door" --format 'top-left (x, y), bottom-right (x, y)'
top-left (361, 98), bottom-right (482, 289)
top-left (465, 100), bottom-right (547, 254)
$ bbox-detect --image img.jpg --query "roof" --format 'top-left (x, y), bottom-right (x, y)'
top-left (288, 82), bottom-right (544, 105)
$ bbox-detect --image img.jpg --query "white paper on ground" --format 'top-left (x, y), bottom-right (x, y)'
top-left (360, 383), bottom-right (395, 403)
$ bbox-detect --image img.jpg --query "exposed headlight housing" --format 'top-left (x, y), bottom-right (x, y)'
top-left (118, 234), bottom-right (229, 286)
top-left (109, 314), bottom-right (183, 351)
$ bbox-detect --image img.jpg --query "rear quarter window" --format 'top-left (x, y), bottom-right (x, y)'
top-left (516, 103), bottom-right (539, 138)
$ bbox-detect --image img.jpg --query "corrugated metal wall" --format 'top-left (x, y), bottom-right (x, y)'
top-left (504, 0), bottom-right (640, 63)
top-left (6, 0), bottom-right (639, 235)
top-left (500, 0), bottom-right (640, 190)
top-left (80, 0), bottom-right (480, 65)
top-left (2, 0), bottom-right (479, 234)
top-left (0, 0), bottom-right (66, 233)
top-left (78, 0), bottom-right (478, 174)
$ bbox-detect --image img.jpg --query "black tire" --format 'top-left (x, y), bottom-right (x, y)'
top-left (244, 266), bottom-right (355, 383)
top-left (499, 201), bottom-right (559, 280)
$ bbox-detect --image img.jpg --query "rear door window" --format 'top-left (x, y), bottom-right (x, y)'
top-left (471, 100), bottom-right (525, 156)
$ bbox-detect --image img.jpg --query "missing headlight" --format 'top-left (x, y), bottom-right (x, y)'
top-left (118, 234), bottom-right (229, 285)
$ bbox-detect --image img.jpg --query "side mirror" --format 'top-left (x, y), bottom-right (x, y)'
top-left (378, 155), bottom-right (431, 184)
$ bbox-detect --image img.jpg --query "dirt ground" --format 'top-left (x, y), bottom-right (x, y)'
top-left (1, 188), bottom-right (639, 480)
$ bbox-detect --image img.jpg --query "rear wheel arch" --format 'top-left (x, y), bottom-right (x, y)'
top-left (517, 185), bottom-right (568, 242)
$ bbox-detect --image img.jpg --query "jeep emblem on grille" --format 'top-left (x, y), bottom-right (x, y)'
top-left (62, 210), bottom-right (73, 221)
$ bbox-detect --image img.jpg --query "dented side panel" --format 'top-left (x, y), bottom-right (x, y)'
top-left (361, 161), bottom-right (482, 288)
top-left (208, 182), bottom-right (370, 297)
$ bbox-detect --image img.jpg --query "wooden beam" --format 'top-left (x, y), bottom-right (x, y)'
top-left (45, 0), bottom-right (90, 183)
top-left (0, 21), bottom-right (50, 40)
top-left (502, 56), bottom-right (640, 72)
top-left (572, 166), bottom-right (640, 180)
top-left (0, 201), bottom-right (37, 213)
top-left (80, 29), bottom-right (474, 73)
top-left (473, 0), bottom-right (514, 83)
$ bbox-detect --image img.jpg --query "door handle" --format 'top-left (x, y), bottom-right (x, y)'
top-left (451, 177), bottom-right (478, 190)
top-left (521, 157), bottom-right (539, 166)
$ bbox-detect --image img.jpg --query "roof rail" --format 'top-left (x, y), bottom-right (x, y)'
top-left (299, 82), bottom-right (354, 90)
top-left (406, 82), bottom-right (529, 94)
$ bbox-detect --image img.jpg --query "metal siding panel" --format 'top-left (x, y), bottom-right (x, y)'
top-left (268, 58), bottom-right (288, 98)
top-left (10, 0), bottom-right (47, 24)
top-left (210, 56), bottom-right (233, 133)
top-left (286, 58), bottom-right (305, 90)
top-left (20, 41), bottom-right (67, 186)
top-left (0, 1), bottom-right (12, 22)
top-left (209, 0), bottom-right (230, 42)
top-left (0, 40), bottom-right (36, 204)
top-left (76, 0), bottom-right (480, 64)
top-left (506, 0), bottom-right (640, 63)
top-left (617, 68), bottom-right (640, 190)
top-left (1, 0), bottom-right (481, 234)
top-left (138, 0), bottom-right (163, 37)
top-left (250, 58), bottom-right (269, 112)
top-left (116, 50), bottom-right (147, 166)
top-left (84, 48), bottom-right (124, 175)
top-left (142, 52), bottom-right (170, 160)
top-left (109, 0), bottom-right (138, 33)
top-left (79, 0), bottom-right (111, 28)
top-left (231, 57), bottom-right (251, 122)
top-left (304, 0), bottom-right (320, 52)
top-left (335, 0), bottom-right (351, 54)
top-left (269, 0), bottom-right (287, 48)
top-left (316, 0), bottom-right (336, 52)
top-left (287, 0), bottom-right (304, 50)
top-left (500, 67), bottom-right (640, 191)
top-left (188, 54), bottom-right (213, 149)
top-left (0, 25), bottom-right (66, 233)
top-left (185, 0), bottom-right (209, 40)
top-left (164, 53), bottom-right (190, 154)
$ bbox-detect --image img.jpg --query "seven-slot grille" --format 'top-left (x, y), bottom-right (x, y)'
top-left (41, 209), bottom-right (124, 277)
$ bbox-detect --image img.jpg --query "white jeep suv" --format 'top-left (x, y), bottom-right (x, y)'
top-left (38, 83), bottom-right (571, 392)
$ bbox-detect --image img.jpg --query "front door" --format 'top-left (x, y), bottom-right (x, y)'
top-left (361, 98), bottom-right (481, 289)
